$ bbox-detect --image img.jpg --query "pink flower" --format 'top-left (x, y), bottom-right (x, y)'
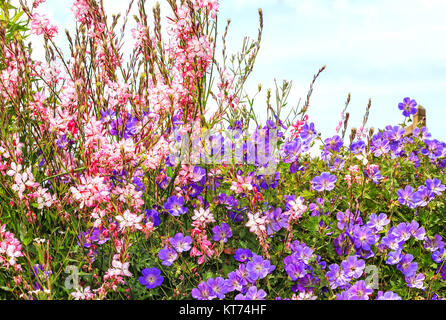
top-left (71, 0), bottom-right (90, 24)
top-left (284, 197), bottom-right (307, 221)
top-left (32, 0), bottom-right (46, 8)
top-left (31, 13), bottom-right (58, 38)
top-left (230, 175), bottom-right (254, 194)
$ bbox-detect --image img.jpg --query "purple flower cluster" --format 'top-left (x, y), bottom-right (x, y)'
top-left (191, 251), bottom-right (274, 300)
top-left (158, 232), bottom-right (193, 266)
top-left (379, 221), bottom-right (427, 289)
top-left (397, 178), bottom-right (445, 209)
top-left (282, 240), bottom-right (324, 296)
top-left (336, 280), bottom-right (373, 300)
top-left (235, 286), bottom-right (267, 300)
top-left (326, 255), bottom-right (365, 290)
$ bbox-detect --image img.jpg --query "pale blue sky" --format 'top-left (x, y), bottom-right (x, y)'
top-left (23, 0), bottom-right (446, 142)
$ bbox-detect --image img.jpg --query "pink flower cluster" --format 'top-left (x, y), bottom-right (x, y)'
top-left (0, 223), bottom-right (24, 271)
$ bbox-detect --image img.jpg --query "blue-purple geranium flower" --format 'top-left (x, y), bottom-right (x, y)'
top-left (311, 172), bottom-right (337, 192)
top-left (164, 196), bottom-right (188, 216)
top-left (212, 223), bottom-right (232, 243)
top-left (139, 267), bottom-right (164, 289)
top-left (398, 97), bottom-right (417, 117)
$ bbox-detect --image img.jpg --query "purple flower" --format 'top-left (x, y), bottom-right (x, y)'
top-left (341, 256), bottom-right (365, 279)
top-left (212, 223), bottom-right (232, 243)
top-left (158, 246), bottom-right (178, 266)
top-left (164, 196), bottom-right (188, 216)
top-left (234, 248), bottom-right (253, 263)
top-left (391, 223), bottom-right (412, 242)
top-left (225, 271), bottom-right (246, 292)
top-left (424, 234), bottom-right (445, 252)
top-left (425, 178), bottom-right (445, 196)
top-left (169, 233), bottom-right (193, 253)
top-left (90, 228), bottom-right (109, 245)
top-left (326, 264), bottom-right (351, 289)
top-left (350, 140), bottom-right (365, 154)
top-left (280, 138), bottom-right (308, 163)
top-left (235, 263), bottom-right (251, 283)
top-left (352, 225), bottom-right (378, 251)
top-left (365, 166), bottom-right (384, 184)
top-left (336, 290), bottom-right (352, 300)
top-left (384, 125), bottom-right (406, 143)
top-left (77, 231), bottom-right (91, 248)
top-left (100, 109), bottom-right (115, 123)
top-left (421, 139), bottom-right (444, 160)
top-left (376, 291), bottom-right (402, 300)
top-left (397, 186), bottom-right (417, 208)
top-left (285, 261), bottom-right (308, 281)
top-left (324, 135), bottom-right (343, 152)
top-left (234, 293), bottom-right (246, 300)
top-left (56, 134), bottom-right (69, 149)
top-left (144, 209), bottom-right (161, 227)
top-left (396, 254), bottom-right (418, 277)
top-left (398, 97), bottom-right (417, 117)
top-left (366, 213), bottom-right (389, 232)
top-left (265, 207), bottom-right (289, 234)
top-left (244, 286), bottom-right (267, 300)
top-left (406, 221), bottom-right (425, 241)
top-left (123, 116), bottom-right (140, 139)
top-left (246, 254), bottom-right (275, 281)
top-left (191, 282), bottom-right (216, 300)
top-left (336, 210), bottom-right (351, 231)
top-left (405, 273), bottom-right (425, 290)
top-left (109, 117), bottom-right (123, 136)
top-left (191, 166), bottom-right (207, 185)
top-left (347, 280), bottom-right (373, 300)
top-left (291, 243), bottom-right (314, 264)
top-left (133, 177), bottom-right (145, 191)
top-left (370, 132), bottom-right (390, 157)
top-left (300, 122), bottom-right (317, 140)
top-left (381, 234), bottom-right (404, 251)
top-left (334, 233), bottom-right (351, 256)
top-left (329, 157), bottom-right (345, 171)
top-left (386, 249), bottom-right (403, 265)
top-left (139, 267), bottom-right (164, 289)
top-left (413, 185), bottom-right (434, 207)
top-left (311, 172), bottom-right (337, 192)
top-left (207, 277), bottom-right (228, 299)
top-left (432, 248), bottom-right (446, 264)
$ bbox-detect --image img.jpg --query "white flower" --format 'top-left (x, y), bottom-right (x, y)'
top-left (71, 286), bottom-right (93, 300)
top-left (191, 208), bottom-right (215, 227)
top-left (111, 259), bottom-right (132, 277)
top-left (115, 210), bottom-right (143, 231)
top-left (245, 212), bottom-right (267, 234)
top-left (6, 162), bottom-right (21, 177)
